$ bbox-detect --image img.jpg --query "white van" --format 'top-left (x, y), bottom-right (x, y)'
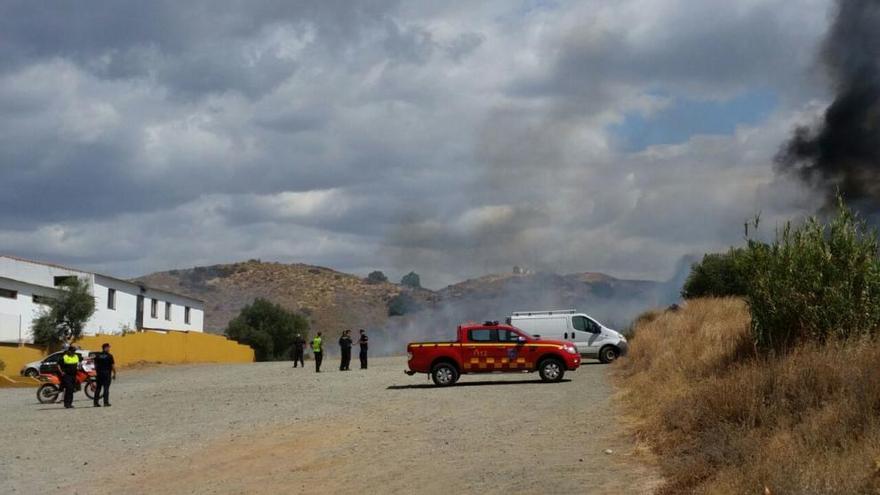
top-left (508, 310), bottom-right (628, 363)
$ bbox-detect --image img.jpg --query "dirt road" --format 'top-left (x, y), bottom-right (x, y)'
top-left (0, 357), bottom-right (657, 494)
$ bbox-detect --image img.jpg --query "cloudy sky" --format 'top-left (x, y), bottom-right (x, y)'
top-left (0, 0), bottom-right (834, 288)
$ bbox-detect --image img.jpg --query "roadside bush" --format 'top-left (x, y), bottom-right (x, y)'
top-left (225, 298), bottom-right (309, 361)
top-left (744, 197), bottom-right (880, 352)
top-left (681, 249), bottom-right (749, 299)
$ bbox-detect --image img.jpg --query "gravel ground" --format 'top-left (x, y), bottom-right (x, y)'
top-left (0, 357), bottom-right (658, 494)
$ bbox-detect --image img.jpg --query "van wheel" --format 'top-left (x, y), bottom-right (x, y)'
top-left (599, 346), bottom-right (619, 364)
top-left (24, 368), bottom-right (39, 378)
top-left (538, 358), bottom-right (565, 382)
top-left (431, 362), bottom-right (459, 386)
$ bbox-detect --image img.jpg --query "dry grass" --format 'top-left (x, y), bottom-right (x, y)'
top-left (614, 297), bottom-right (880, 494)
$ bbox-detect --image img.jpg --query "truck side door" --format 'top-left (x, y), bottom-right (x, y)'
top-left (497, 329), bottom-right (530, 370)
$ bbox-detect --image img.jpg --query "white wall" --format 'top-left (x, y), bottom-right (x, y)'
top-left (91, 275), bottom-right (139, 334)
top-left (0, 277), bottom-right (61, 343)
top-left (130, 285), bottom-right (204, 333)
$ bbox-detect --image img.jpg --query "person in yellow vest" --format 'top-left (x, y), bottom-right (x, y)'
top-left (56, 346), bottom-right (81, 409)
top-left (311, 332), bottom-right (323, 373)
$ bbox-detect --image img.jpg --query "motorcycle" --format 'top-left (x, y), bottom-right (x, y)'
top-left (36, 366), bottom-right (97, 404)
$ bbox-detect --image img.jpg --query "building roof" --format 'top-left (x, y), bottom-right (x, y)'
top-left (0, 254), bottom-right (204, 304)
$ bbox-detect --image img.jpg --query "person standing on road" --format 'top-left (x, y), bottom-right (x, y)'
top-left (56, 346), bottom-right (81, 409)
top-left (358, 329), bottom-right (369, 369)
top-left (339, 330), bottom-right (353, 371)
top-left (92, 343), bottom-right (116, 407)
top-left (291, 333), bottom-right (305, 368)
top-left (311, 332), bottom-right (323, 373)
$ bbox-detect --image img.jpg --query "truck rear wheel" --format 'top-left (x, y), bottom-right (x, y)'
top-left (538, 358), bottom-right (565, 382)
top-left (599, 346), bottom-right (620, 364)
top-left (431, 362), bottom-right (459, 386)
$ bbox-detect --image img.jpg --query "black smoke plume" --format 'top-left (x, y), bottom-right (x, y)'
top-left (777, 0), bottom-right (880, 209)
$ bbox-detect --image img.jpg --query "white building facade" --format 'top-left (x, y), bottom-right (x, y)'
top-left (0, 256), bottom-right (204, 344)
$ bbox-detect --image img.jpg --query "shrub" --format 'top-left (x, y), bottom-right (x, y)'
top-left (225, 298), bottom-right (309, 361)
top-left (366, 271), bottom-right (388, 284)
top-left (0, 358), bottom-right (5, 372)
top-left (681, 249), bottom-right (749, 299)
top-left (744, 197), bottom-right (880, 352)
top-left (400, 271), bottom-right (421, 289)
top-left (388, 293), bottom-right (420, 316)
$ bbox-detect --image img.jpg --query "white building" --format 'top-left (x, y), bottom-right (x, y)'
top-left (0, 255), bottom-right (204, 344)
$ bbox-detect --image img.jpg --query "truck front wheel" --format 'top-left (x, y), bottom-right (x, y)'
top-left (538, 358), bottom-right (565, 382)
top-left (431, 362), bottom-right (459, 386)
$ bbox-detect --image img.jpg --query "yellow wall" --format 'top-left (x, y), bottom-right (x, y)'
top-left (0, 344), bottom-right (44, 375)
top-left (0, 332), bottom-right (253, 376)
top-left (78, 331), bottom-right (254, 366)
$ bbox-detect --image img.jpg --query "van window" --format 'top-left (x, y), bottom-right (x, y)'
top-left (573, 316), bottom-right (600, 333)
top-left (469, 329), bottom-right (495, 342)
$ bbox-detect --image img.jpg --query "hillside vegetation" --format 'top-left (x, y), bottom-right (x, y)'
top-left (617, 199), bottom-right (880, 494)
top-left (615, 298), bottom-right (880, 494)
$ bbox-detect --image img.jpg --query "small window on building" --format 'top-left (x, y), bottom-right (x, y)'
top-left (165, 301), bottom-right (171, 321)
top-left (0, 288), bottom-right (17, 299)
top-left (33, 295), bottom-right (54, 305)
top-left (151, 299), bottom-right (158, 318)
top-left (53, 276), bottom-right (76, 287)
top-left (107, 288), bottom-right (116, 310)
top-left (185, 306), bottom-right (191, 325)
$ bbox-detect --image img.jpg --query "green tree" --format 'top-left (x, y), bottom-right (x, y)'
top-left (225, 298), bottom-right (309, 361)
top-left (366, 270), bottom-right (388, 284)
top-left (681, 249), bottom-right (749, 299)
top-left (400, 271), bottom-right (421, 288)
top-left (32, 277), bottom-right (96, 347)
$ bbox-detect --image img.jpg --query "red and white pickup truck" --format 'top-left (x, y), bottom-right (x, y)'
top-left (405, 321), bottom-right (581, 386)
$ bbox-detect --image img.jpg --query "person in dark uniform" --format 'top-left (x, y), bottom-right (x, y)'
top-left (92, 343), bottom-right (116, 407)
top-left (311, 332), bottom-right (323, 373)
top-left (56, 346), bottom-right (81, 409)
top-left (339, 330), bottom-right (353, 371)
top-left (358, 329), bottom-right (369, 369)
top-left (291, 333), bottom-right (305, 368)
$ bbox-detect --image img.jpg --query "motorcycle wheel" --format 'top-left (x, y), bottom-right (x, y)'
top-left (37, 384), bottom-right (60, 404)
top-left (84, 379), bottom-right (97, 400)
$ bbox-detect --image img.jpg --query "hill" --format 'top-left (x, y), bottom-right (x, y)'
top-left (135, 261), bottom-right (674, 348)
top-left (135, 260), bottom-right (437, 335)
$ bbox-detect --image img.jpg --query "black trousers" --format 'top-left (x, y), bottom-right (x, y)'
top-left (314, 352), bottom-right (323, 372)
top-left (359, 349), bottom-right (368, 369)
top-left (61, 374), bottom-right (76, 407)
top-left (340, 348), bottom-right (351, 370)
top-left (292, 351), bottom-right (304, 367)
top-left (95, 373), bottom-right (111, 405)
